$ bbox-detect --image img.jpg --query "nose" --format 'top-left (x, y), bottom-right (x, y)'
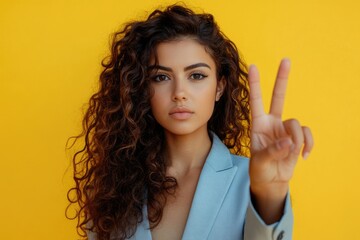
top-left (172, 78), bottom-right (187, 102)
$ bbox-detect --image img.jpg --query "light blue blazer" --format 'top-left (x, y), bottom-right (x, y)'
top-left (89, 133), bottom-right (293, 240)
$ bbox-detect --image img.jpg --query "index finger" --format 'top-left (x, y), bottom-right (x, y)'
top-left (269, 58), bottom-right (291, 117)
top-left (248, 64), bottom-right (265, 119)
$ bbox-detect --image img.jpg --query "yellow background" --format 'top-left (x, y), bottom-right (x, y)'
top-left (1, 0), bottom-right (359, 239)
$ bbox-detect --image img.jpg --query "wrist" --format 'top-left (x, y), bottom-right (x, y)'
top-left (250, 181), bottom-right (289, 200)
top-left (250, 182), bottom-right (289, 224)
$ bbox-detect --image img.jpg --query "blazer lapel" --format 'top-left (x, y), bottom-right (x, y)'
top-left (181, 134), bottom-right (237, 240)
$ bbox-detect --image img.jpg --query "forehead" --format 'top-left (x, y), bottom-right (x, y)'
top-left (151, 38), bottom-right (216, 69)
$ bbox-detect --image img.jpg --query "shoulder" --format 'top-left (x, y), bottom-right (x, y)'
top-left (228, 153), bottom-right (250, 185)
top-left (230, 154), bottom-right (249, 168)
top-left (207, 132), bottom-right (249, 173)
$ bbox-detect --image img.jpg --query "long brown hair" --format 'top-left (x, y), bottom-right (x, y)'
top-left (66, 4), bottom-right (250, 240)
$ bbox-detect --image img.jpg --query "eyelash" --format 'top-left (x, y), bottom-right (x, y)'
top-left (151, 72), bottom-right (208, 82)
top-left (151, 74), bottom-right (170, 82)
top-left (190, 73), bottom-right (207, 80)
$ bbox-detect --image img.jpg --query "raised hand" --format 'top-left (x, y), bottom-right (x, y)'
top-left (248, 58), bottom-right (314, 223)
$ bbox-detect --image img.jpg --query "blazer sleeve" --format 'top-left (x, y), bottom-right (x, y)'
top-left (244, 191), bottom-right (293, 240)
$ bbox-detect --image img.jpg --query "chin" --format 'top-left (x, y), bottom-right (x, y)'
top-left (163, 125), bottom-right (207, 137)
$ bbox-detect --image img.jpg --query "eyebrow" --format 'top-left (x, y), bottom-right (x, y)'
top-left (148, 63), bottom-right (211, 72)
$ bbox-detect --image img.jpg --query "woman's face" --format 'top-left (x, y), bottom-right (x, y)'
top-left (149, 38), bottom-right (225, 136)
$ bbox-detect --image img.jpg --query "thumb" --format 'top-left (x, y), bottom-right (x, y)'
top-left (253, 137), bottom-right (294, 163)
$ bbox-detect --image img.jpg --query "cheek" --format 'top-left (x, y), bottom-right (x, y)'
top-left (149, 88), bottom-right (167, 115)
top-left (196, 86), bottom-right (217, 116)
top-left (150, 96), bottom-right (160, 114)
top-left (198, 82), bottom-right (217, 103)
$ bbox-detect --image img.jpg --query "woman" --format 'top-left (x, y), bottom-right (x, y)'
top-left (67, 4), bottom-right (313, 240)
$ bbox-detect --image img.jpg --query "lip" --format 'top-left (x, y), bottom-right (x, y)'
top-left (169, 107), bottom-right (194, 120)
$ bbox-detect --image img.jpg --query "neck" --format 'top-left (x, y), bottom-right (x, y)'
top-left (164, 128), bottom-right (212, 176)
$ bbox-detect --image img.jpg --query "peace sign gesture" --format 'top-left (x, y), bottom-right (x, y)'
top-left (248, 59), bottom-right (314, 223)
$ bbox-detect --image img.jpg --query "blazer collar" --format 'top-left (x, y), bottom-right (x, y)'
top-left (181, 132), bottom-right (237, 239)
top-left (205, 132), bottom-right (233, 171)
top-left (137, 133), bottom-right (237, 240)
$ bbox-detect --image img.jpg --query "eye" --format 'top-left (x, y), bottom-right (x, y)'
top-left (152, 74), bottom-right (170, 82)
top-left (190, 73), bottom-right (207, 80)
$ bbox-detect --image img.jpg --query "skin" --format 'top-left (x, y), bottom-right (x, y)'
top-left (149, 38), bottom-right (224, 240)
top-left (248, 60), bottom-right (314, 223)
top-left (148, 38), bottom-right (314, 239)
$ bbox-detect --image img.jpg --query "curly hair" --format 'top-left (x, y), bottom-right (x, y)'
top-left (66, 4), bottom-right (250, 240)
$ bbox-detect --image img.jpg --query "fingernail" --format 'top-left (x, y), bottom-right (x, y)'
top-left (283, 58), bottom-right (291, 65)
top-left (303, 152), bottom-right (309, 160)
